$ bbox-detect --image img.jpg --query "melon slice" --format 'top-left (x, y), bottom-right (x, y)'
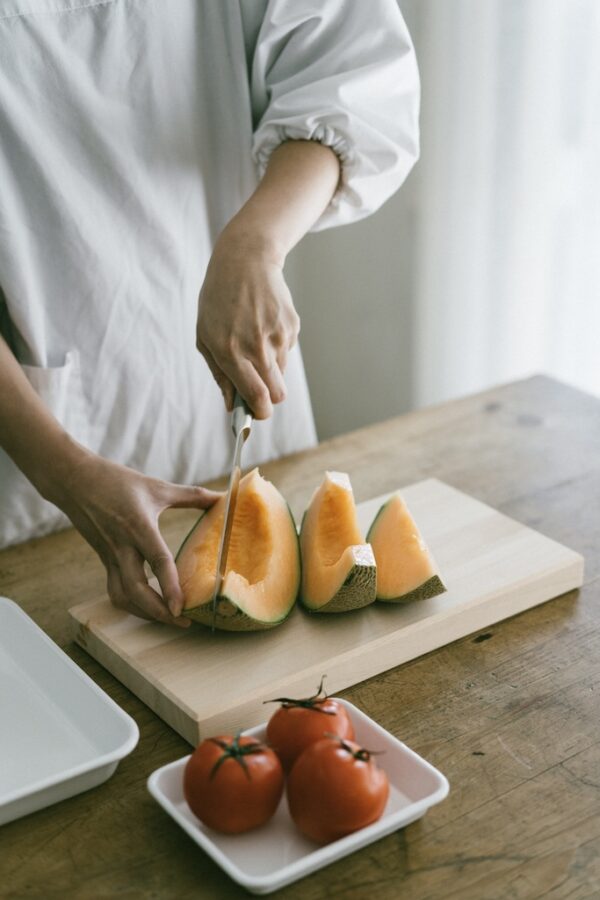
top-left (367, 493), bottom-right (446, 603)
top-left (300, 472), bottom-right (376, 613)
top-left (176, 468), bottom-right (300, 631)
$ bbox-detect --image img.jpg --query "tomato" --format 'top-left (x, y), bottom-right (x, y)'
top-left (287, 736), bottom-right (389, 844)
top-left (265, 678), bottom-right (355, 772)
top-left (183, 734), bottom-right (284, 834)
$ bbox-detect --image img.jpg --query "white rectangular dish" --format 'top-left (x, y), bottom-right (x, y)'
top-left (147, 699), bottom-right (449, 895)
top-left (0, 596), bottom-right (139, 826)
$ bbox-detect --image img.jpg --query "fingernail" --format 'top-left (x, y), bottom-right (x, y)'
top-left (175, 618), bottom-right (192, 628)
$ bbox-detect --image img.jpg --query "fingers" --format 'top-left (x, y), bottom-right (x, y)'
top-left (109, 549), bottom-right (191, 627)
top-left (275, 345), bottom-right (288, 376)
top-left (139, 530), bottom-right (186, 618)
top-left (217, 355), bottom-right (274, 420)
top-left (197, 290), bottom-right (299, 418)
top-left (250, 342), bottom-right (287, 406)
top-left (197, 338), bottom-right (235, 411)
top-left (107, 565), bottom-right (155, 622)
top-left (101, 480), bottom-right (219, 625)
top-left (234, 309), bottom-right (298, 411)
top-left (282, 306), bottom-right (301, 353)
top-left (108, 565), bottom-right (163, 623)
top-left (164, 484), bottom-right (222, 510)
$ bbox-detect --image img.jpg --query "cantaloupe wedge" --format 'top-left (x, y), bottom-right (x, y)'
top-left (367, 493), bottom-right (446, 603)
top-left (176, 469), bottom-right (300, 631)
top-left (300, 472), bottom-right (376, 613)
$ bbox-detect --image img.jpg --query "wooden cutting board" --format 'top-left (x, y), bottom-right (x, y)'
top-left (69, 479), bottom-right (584, 746)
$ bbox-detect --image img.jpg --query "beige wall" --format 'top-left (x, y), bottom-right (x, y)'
top-left (286, 173), bottom-right (419, 441)
top-left (285, 1), bottom-right (421, 441)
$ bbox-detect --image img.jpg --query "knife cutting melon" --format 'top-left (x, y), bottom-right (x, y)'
top-left (176, 468), bottom-right (300, 631)
top-left (300, 472), bottom-right (376, 613)
top-left (367, 493), bottom-right (446, 602)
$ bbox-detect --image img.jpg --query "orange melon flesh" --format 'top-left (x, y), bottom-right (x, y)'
top-left (300, 472), bottom-right (376, 612)
top-left (367, 493), bottom-right (446, 602)
top-left (176, 468), bottom-right (299, 631)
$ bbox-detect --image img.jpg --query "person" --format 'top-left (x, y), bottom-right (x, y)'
top-left (0, 0), bottom-right (419, 626)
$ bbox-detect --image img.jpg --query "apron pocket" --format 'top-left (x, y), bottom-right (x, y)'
top-left (21, 349), bottom-right (90, 448)
top-left (0, 350), bottom-right (90, 548)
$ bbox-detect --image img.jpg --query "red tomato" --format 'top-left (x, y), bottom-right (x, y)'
top-left (266, 679), bottom-right (355, 772)
top-left (183, 734), bottom-right (284, 834)
top-left (287, 736), bottom-right (389, 844)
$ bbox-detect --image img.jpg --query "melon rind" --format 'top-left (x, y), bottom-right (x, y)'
top-left (299, 471), bottom-right (377, 613)
top-left (183, 595), bottom-right (291, 632)
top-left (378, 574), bottom-right (446, 605)
top-left (302, 544), bottom-right (377, 613)
top-left (367, 495), bottom-right (446, 603)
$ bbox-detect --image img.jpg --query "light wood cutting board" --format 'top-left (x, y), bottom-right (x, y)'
top-left (69, 479), bottom-right (584, 745)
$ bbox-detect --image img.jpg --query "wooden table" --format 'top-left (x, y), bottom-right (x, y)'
top-left (1, 375), bottom-right (599, 899)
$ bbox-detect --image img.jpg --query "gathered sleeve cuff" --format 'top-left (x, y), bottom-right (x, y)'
top-left (248, 0), bottom-right (420, 231)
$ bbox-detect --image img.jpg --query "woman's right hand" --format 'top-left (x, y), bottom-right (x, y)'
top-left (46, 450), bottom-right (220, 627)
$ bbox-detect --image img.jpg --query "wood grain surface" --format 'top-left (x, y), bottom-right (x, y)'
top-left (68, 479), bottom-right (583, 746)
top-left (1, 375), bottom-right (600, 899)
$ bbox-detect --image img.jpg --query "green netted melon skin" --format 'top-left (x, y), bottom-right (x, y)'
top-left (184, 596), bottom-right (292, 632)
top-left (301, 563), bottom-right (377, 614)
top-left (377, 574), bottom-right (446, 604)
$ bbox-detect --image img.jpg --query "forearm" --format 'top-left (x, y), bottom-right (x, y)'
top-left (196, 140), bottom-right (338, 417)
top-left (219, 140), bottom-right (340, 263)
top-left (0, 335), bottom-right (85, 501)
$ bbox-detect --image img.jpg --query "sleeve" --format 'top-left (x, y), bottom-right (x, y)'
top-left (248, 0), bottom-right (420, 231)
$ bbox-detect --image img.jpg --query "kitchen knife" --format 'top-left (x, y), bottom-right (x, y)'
top-left (210, 392), bottom-right (253, 631)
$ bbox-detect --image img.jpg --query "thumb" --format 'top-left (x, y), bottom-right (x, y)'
top-left (165, 484), bottom-right (222, 510)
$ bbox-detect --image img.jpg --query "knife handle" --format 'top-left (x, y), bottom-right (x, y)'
top-left (232, 391), bottom-right (253, 440)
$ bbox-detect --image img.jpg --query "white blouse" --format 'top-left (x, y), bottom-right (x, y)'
top-left (0, 0), bottom-right (419, 548)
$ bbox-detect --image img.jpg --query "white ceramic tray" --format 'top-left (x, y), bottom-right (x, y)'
top-left (147, 699), bottom-right (449, 894)
top-left (0, 597), bottom-right (139, 826)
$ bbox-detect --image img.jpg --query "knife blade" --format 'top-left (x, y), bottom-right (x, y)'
top-left (211, 392), bottom-right (253, 631)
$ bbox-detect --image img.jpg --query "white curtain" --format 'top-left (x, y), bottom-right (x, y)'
top-left (408, 0), bottom-right (600, 406)
top-left (288, 1), bottom-right (600, 439)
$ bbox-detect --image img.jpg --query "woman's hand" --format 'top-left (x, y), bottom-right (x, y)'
top-left (196, 141), bottom-right (339, 418)
top-left (197, 233), bottom-right (300, 420)
top-left (48, 450), bottom-right (220, 626)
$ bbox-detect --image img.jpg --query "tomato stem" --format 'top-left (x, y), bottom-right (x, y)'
top-left (324, 733), bottom-right (385, 762)
top-left (208, 733), bottom-right (269, 780)
top-left (263, 674), bottom-right (336, 714)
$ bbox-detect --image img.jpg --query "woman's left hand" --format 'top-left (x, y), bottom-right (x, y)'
top-left (196, 230), bottom-right (300, 420)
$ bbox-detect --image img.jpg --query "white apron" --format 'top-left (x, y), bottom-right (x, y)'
top-left (0, 0), bottom-right (419, 548)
